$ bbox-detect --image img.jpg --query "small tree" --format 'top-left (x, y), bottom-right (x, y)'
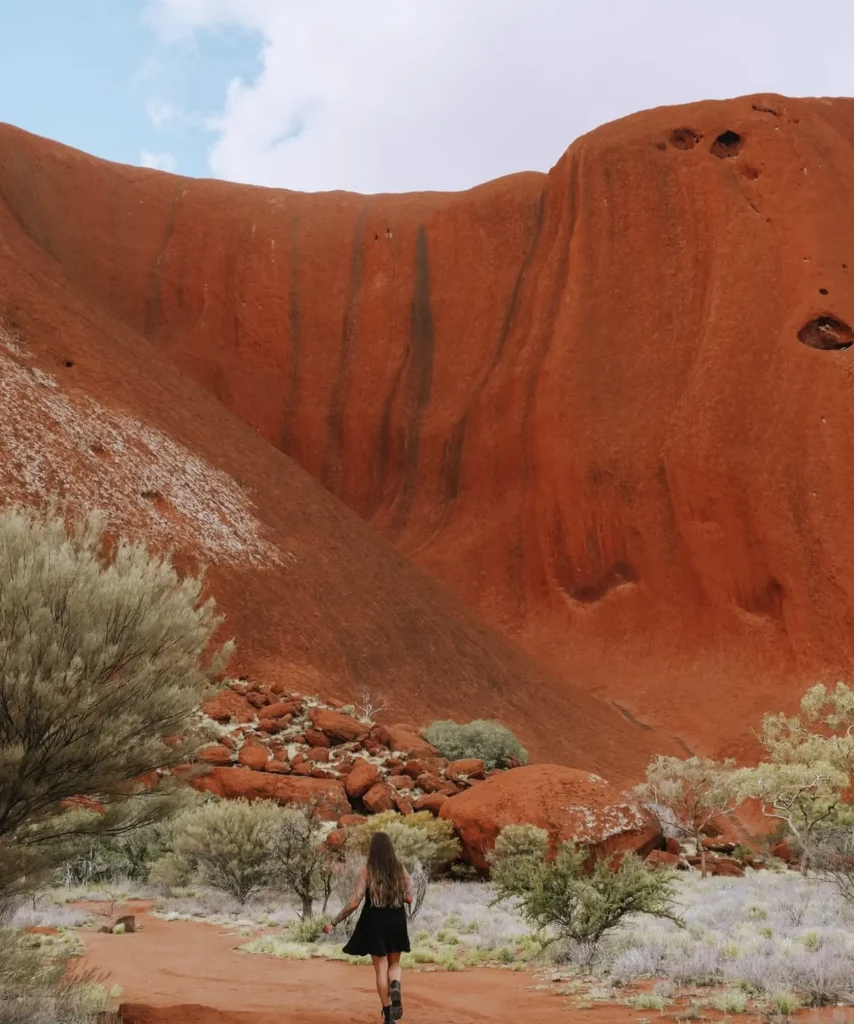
top-left (734, 762), bottom-right (849, 871)
top-left (269, 800), bottom-right (337, 920)
top-left (0, 504), bottom-right (231, 903)
top-left (810, 827), bottom-right (854, 905)
top-left (489, 825), bottom-right (681, 946)
top-left (734, 683), bottom-right (854, 871)
top-left (422, 720), bottom-right (527, 770)
top-left (634, 756), bottom-right (739, 878)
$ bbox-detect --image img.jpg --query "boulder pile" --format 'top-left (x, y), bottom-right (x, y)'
top-left (194, 680), bottom-right (505, 823)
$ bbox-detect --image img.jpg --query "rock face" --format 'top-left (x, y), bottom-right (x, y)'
top-left (4, 93), bottom-right (854, 766)
top-left (192, 767), bottom-right (349, 819)
top-left (440, 764), bottom-right (660, 871)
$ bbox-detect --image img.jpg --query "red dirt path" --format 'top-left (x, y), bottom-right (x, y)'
top-left (79, 911), bottom-right (562, 1024)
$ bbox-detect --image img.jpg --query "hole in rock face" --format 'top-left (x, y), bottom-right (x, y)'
top-left (819, 288), bottom-right (829, 295)
top-left (64, 360), bottom-right (74, 368)
top-left (711, 130), bottom-right (743, 158)
top-left (669, 128), bottom-right (702, 150)
top-left (655, 141), bottom-right (667, 151)
top-left (797, 315), bottom-right (854, 350)
top-left (752, 102), bottom-right (779, 116)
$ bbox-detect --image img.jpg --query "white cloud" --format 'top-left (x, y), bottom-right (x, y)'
top-left (146, 99), bottom-right (178, 130)
top-left (146, 0), bottom-right (854, 194)
top-left (140, 150), bottom-right (178, 172)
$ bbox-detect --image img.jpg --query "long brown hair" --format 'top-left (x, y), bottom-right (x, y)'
top-left (367, 831), bottom-right (407, 908)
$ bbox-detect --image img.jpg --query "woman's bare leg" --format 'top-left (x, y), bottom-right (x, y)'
top-left (388, 951), bottom-right (402, 986)
top-left (372, 955), bottom-right (391, 1009)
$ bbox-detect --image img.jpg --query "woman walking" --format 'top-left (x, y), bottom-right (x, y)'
top-left (324, 831), bottom-right (412, 1021)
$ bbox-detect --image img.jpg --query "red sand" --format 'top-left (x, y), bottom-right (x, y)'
top-left (3, 93), bottom-right (854, 766)
top-left (79, 911), bottom-right (561, 1024)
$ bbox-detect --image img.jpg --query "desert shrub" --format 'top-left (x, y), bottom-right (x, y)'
top-left (810, 827), bottom-right (854, 906)
top-left (0, 926), bottom-right (118, 1023)
top-left (60, 817), bottom-right (177, 886)
top-left (267, 801), bottom-right (337, 920)
top-left (423, 720), bottom-right (527, 770)
top-left (154, 797), bottom-right (335, 914)
top-left (490, 825), bottom-right (681, 946)
top-left (356, 812), bottom-right (460, 870)
top-left (288, 915), bottom-right (330, 943)
top-left (0, 504), bottom-right (231, 905)
top-left (634, 755), bottom-right (738, 879)
top-left (155, 798), bottom-right (280, 903)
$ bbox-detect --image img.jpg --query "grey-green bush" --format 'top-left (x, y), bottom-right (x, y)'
top-left (0, 503), bottom-right (231, 903)
top-left (158, 797), bottom-right (337, 914)
top-left (355, 812), bottom-right (460, 871)
top-left (157, 798), bottom-right (282, 903)
top-left (490, 824), bottom-right (681, 945)
top-left (422, 720), bottom-right (527, 770)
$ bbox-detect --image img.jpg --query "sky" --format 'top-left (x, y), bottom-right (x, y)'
top-left (1, 1), bottom-right (854, 194)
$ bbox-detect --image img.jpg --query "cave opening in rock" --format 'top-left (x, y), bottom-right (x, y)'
top-left (669, 128), bottom-right (702, 150)
top-left (711, 130), bottom-right (743, 158)
top-left (797, 315), bottom-right (854, 350)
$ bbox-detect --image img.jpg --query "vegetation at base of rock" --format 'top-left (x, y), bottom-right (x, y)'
top-left (152, 798), bottom-right (283, 902)
top-left (0, 504), bottom-right (231, 901)
top-left (634, 755), bottom-right (738, 878)
top-left (153, 797), bottom-right (336, 912)
top-left (489, 824), bottom-right (681, 945)
top-left (422, 719), bottom-right (527, 769)
top-left (353, 811), bottom-right (461, 871)
top-left (0, 504), bottom-right (229, 1017)
top-left (734, 683), bottom-right (854, 869)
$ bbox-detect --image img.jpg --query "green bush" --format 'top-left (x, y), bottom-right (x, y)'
top-left (288, 915), bottom-right (330, 943)
top-left (490, 824), bottom-right (681, 945)
top-left (355, 811), bottom-right (460, 870)
top-left (0, 926), bottom-right (117, 1023)
top-left (0, 503), bottom-right (230, 904)
top-left (157, 798), bottom-right (281, 902)
top-left (423, 720), bottom-right (527, 770)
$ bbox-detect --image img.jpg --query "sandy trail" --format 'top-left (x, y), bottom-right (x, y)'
top-left (78, 908), bottom-right (571, 1024)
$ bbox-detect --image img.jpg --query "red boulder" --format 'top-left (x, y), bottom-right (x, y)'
top-left (198, 744), bottom-right (234, 767)
top-left (238, 741), bottom-right (270, 770)
top-left (309, 708), bottom-right (368, 744)
top-left (446, 758), bottom-right (486, 781)
top-left (371, 724), bottom-right (437, 758)
top-left (414, 792), bottom-right (448, 815)
top-left (304, 729), bottom-right (330, 749)
top-left (440, 764), bottom-right (660, 871)
top-left (363, 783), bottom-right (396, 814)
top-left (345, 758), bottom-right (381, 799)
top-left (203, 690), bottom-right (255, 724)
top-left (193, 766), bottom-right (348, 818)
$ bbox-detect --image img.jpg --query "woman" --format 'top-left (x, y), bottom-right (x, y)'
top-left (323, 831), bottom-right (412, 1022)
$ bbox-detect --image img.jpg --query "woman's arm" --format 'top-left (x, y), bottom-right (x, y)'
top-left (324, 868), bottom-right (367, 932)
top-left (403, 869), bottom-right (413, 906)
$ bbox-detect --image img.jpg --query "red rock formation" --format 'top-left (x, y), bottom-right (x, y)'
top-left (192, 767), bottom-right (349, 819)
top-left (4, 93), bottom-right (852, 768)
top-left (440, 764), bottom-right (660, 871)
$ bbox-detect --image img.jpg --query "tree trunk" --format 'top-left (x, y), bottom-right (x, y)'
top-left (700, 844), bottom-right (708, 880)
top-left (301, 894), bottom-right (314, 920)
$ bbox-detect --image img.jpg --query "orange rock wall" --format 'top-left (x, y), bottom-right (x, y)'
top-left (3, 93), bottom-right (854, 759)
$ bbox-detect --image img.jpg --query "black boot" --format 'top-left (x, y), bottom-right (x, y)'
top-left (390, 981), bottom-right (403, 1021)
top-left (382, 1006), bottom-right (392, 1023)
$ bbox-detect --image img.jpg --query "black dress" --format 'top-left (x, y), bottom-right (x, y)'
top-left (342, 889), bottom-right (411, 957)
